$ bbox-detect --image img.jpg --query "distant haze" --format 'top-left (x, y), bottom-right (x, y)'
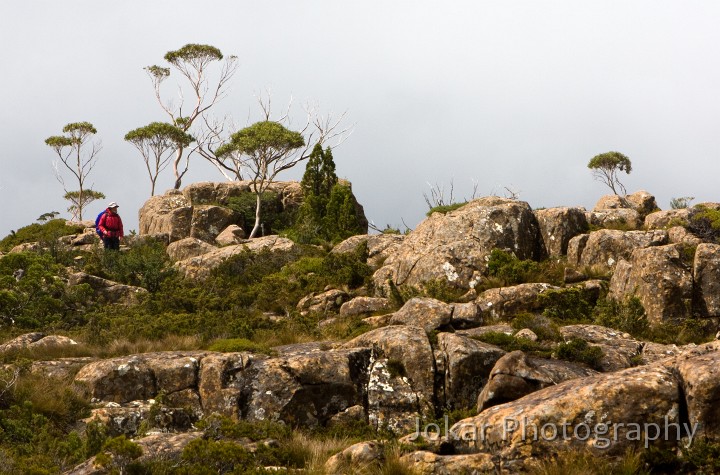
top-left (2, 1), bottom-right (718, 237)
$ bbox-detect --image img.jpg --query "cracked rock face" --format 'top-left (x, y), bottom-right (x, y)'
top-left (372, 197), bottom-right (544, 292)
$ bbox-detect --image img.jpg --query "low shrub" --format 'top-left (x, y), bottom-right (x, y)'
top-left (511, 313), bottom-right (562, 342)
top-left (687, 206), bottom-right (720, 243)
top-left (0, 219), bottom-right (84, 253)
top-left (540, 287), bottom-right (594, 323)
top-left (207, 338), bottom-right (275, 355)
top-left (471, 331), bottom-right (552, 357)
top-left (553, 338), bottom-right (604, 370)
top-left (426, 202), bottom-right (467, 216)
top-left (592, 297), bottom-right (649, 338)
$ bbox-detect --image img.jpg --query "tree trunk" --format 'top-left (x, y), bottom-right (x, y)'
top-left (249, 192), bottom-right (262, 238)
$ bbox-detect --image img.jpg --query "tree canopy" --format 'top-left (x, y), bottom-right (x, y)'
top-left (587, 151), bottom-right (632, 195)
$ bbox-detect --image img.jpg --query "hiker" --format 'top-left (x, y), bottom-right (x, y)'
top-left (97, 201), bottom-right (124, 250)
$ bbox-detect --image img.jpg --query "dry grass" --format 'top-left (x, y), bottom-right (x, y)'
top-left (96, 334), bottom-right (203, 357)
top-left (286, 432), bottom-right (353, 474)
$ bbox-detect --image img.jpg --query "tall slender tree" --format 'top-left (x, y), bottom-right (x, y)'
top-left (215, 121), bottom-right (305, 238)
top-left (44, 122), bottom-right (103, 221)
top-left (145, 44), bottom-right (237, 189)
top-left (124, 122), bottom-right (195, 196)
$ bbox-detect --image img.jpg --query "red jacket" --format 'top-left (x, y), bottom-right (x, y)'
top-left (99, 209), bottom-right (124, 238)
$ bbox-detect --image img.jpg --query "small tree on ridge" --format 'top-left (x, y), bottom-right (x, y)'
top-left (587, 151), bottom-right (632, 196)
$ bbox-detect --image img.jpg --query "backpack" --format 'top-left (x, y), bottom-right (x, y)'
top-left (95, 210), bottom-right (106, 237)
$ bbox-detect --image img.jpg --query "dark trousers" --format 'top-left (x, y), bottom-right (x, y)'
top-left (103, 236), bottom-right (120, 250)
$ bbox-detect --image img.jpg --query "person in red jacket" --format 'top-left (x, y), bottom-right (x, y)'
top-left (98, 201), bottom-right (124, 250)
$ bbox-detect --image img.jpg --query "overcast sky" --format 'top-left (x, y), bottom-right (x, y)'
top-left (1, 1), bottom-right (719, 238)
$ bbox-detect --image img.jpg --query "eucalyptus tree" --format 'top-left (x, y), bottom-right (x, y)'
top-left (44, 122), bottom-right (102, 220)
top-left (215, 121), bottom-right (305, 238)
top-left (124, 122), bottom-right (195, 196)
top-left (587, 151), bottom-right (632, 196)
top-left (145, 43), bottom-right (237, 189)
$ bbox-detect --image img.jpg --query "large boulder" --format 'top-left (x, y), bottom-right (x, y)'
top-left (401, 451), bottom-right (495, 475)
top-left (475, 283), bottom-right (557, 320)
top-left (239, 348), bottom-right (372, 428)
top-left (534, 207), bottom-right (588, 257)
top-left (74, 352), bottom-right (209, 404)
top-left (593, 190), bottom-right (658, 219)
top-left (332, 234), bottom-right (405, 268)
top-left (372, 197), bottom-right (544, 292)
top-left (339, 297), bottom-right (393, 317)
top-left (215, 224), bottom-right (246, 246)
top-left (174, 236), bottom-right (298, 279)
top-left (586, 208), bottom-right (642, 230)
top-left (451, 363), bottom-right (682, 469)
top-left (389, 297), bottom-right (453, 332)
top-left (365, 356), bottom-right (423, 433)
top-left (297, 289), bottom-right (349, 316)
top-left (675, 348), bottom-right (720, 440)
top-left (609, 245), bottom-right (693, 324)
top-left (68, 272), bottom-right (148, 306)
top-left (645, 209), bottom-right (691, 229)
top-left (693, 243), bottom-right (720, 317)
top-left (138, 190), bottom-right (193, 243)
top-left (344, 325), bottom-right (436, 414)
top-left (189, 205), bottom-right (241, 243)
top-left (625, 190), bottom-right (659, 219)
top-left (166, 237), bottom-right (215, 262)
top-left (437, 333), bottom-right (506, 410)
top-left (559, 324), bottom-right (642, 372)
top-left (567, 229), bottom-right (668, 271)
top-left (476, 350), bottom-right (597, 412)
top-left (198, 352), bottom-right (258, 418)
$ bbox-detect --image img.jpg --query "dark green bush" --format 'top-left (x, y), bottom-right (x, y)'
top-left (227, 191), bottom-right (296, 236)
top-left (554, 338), bottom-right (604, 370)
top-left (0, 252), bottom-right (91, 329)
top-left (593, 297), bottom-right (649, 338)
top-left (83, 239), bottom-right (175, 292)
top-left (540, 287), bottom-right (594, 323)
top-left (483, 249), bottom-right (564, 288)
top-left (486, 249), bottom-right (540, 285)
top-left (687, 206), bottom-right (720, 243)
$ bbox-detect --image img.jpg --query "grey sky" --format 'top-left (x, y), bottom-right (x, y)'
top-left (1, 1), bottom-right (719, 238)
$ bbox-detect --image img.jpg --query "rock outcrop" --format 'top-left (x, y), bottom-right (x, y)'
top-left (174, 236), bottom-right (298, 279)
top-left (693, 243), bottom-right (720, 317)
top-left (476, 350), bottom-right (597, 412)
top-left (534, 207), bottom-right (588, 257)
top-left (140, 181), bottom-right (367, 244)
top-left (68, 272), bottom-right (148, 305)
top-left (567, 229), bottom-right (668, 272)
top-left (609, 244), bottom-right (693, 323)
top-left (372, 197), bottom-right (544, 292)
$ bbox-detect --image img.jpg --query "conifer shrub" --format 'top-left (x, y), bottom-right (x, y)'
top-left (292, 144), bottom-right (365, 244)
